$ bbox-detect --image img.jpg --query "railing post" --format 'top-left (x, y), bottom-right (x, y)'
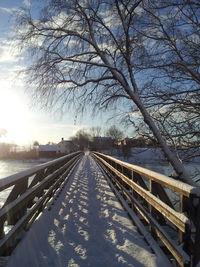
top-left (0, 219), bottom-right (5, 239)
top-left (179, 195), bottom-right (185, 245)
top-left (193, 198), bottom-right (200, 266)
top-left (149, 180), bottom-right (157, 237)
top-left (130, 170), bottom-right (136, 212)
top-left (5, 178), bottom-right (28, 225)
top-left (179, 194), bottom-right (192, 267)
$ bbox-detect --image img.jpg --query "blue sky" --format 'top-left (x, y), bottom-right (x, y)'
top-left (0, 0), bottom-right (121, 145)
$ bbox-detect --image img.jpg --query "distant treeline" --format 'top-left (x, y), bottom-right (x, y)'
top-left (0, 143), bottom-right (38, 160)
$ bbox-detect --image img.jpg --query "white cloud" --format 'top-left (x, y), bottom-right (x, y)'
top-left (23, 0), bottom-right (31, 8)
top-left (0, 38), bottom-right (25, 95)
top-left (0, 39), bottom-right (22, 63)
top-left (0, 7), bottom-right (19, 14)
top-left (0, 7), bottom-right (13, 14)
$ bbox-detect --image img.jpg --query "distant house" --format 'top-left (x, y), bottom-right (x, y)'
top-left (116, 139), bottom-right (127, 146)
top-left (57, 138), bottom-right (77, 155)
top-left (38, 145), bottom-right (57, 158)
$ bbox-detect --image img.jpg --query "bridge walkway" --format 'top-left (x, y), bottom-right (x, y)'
top-left (5, 155), bottom-right (169, 267)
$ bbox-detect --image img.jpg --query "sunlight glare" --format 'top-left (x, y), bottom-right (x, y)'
top-left (0, 80), bottom-right (30, 145)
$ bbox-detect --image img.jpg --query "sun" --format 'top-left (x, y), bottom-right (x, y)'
top-left (0, 80), bottom-right (30, 145)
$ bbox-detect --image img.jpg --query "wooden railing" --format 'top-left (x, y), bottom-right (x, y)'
top-left (91, 152), bottom-right (200, 267)
top-left (0, 151), bottom-right (83, 256)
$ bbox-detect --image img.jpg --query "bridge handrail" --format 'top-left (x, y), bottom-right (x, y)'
top-left (92, 152), bottom-right (200, 197)
top-left (0, 151), bottom-right (83, 256)
top-left (0, 152), bottom-right (82, 191)
top-left (91, 152), bottom-right (189, 228)
top-left (91, 151), bottom-right (200, 266)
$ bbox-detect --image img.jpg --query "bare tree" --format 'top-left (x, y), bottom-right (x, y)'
top-left (33, 140), bottom-right (39, 147)
top-left (71, 129), bottom-right (91, 150)
top-left (0, 143), bottom-right (11, 158)
top-left (127, 0), bottom-right (200, 162)
top-left (90, 126), bottom-right (102, 137)
top-left (106, 125), bottom-right (124, 142)
top-left (13, 0), bottom-right (197, 184)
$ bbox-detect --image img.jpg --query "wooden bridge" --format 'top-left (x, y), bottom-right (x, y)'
top-left (0, 152), bottom-right (199, 266)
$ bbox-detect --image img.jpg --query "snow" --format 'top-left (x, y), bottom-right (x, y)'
top-left (109, 147), bottom-right (200, 164)
top-left (127, 148), bottom-right (166, 164)
top-left (103, 168), bottom-right (171, 265)
top-left (103, 148), bottom-right (166, 164)
top-left (6, 155), bottom-right (169, 267)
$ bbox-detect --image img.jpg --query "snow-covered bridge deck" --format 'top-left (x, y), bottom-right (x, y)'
top-left (5, 155), bottom-right (169, 267)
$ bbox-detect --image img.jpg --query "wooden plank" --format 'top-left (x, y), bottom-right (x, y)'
top-left (192, 200), bottom-right (200, 266)
top-left (93, 154), bottom-right (189, 232)
top-left (92, 152), bottom-right (200, 197)
top-left (28, 170), bottom-right (45, 188)
top-left (149, 180), bottom-right (159, 234)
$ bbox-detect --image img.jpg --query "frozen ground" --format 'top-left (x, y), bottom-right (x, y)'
top-left (6, 155), bottom-right (170, 267)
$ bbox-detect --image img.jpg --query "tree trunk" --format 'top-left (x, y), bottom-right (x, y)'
top-left (130, 92), bottom-right (196, 186)
top-left (104, 63), bottom-right (195, 185)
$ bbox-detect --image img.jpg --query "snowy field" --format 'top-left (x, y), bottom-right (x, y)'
top-left (107, 148), bottom-right (200, 182)
top-left (6, 155), bottom-right (170, 267)
top-left (107, 147), bottom-right (200, 164)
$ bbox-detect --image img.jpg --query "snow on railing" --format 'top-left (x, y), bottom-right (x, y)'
top-left (91, 151), bottom-right (200, 267)
top-left (0, 151), bottom-right (83, 257)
